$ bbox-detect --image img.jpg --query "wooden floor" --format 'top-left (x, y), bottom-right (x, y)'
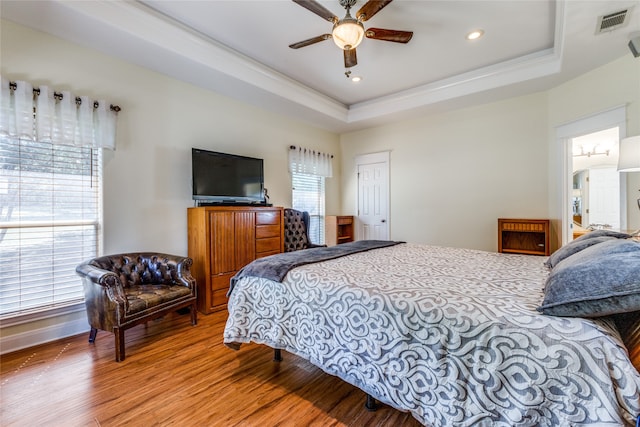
top-left (0, 310), bottom-right (423, 426)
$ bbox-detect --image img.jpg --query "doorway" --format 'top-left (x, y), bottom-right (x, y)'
top-left (571, 128), bottom-right (621, 230)
top-left (355, 151), bottom-right (389, 240)
top-left (557, 106), bottom-right (627, 244)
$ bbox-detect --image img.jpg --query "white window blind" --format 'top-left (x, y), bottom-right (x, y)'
top-left (291, 172), bottom-right (325, 245)
top-left (0, 136), bottom-right (102, 317)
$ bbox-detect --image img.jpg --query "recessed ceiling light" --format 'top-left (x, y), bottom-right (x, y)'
top-left (351, 76), bottom-right (362, 83)
top-left (466, 30), bottom-right (484, 40)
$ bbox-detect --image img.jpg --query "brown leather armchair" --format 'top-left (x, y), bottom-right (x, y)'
top-left (76, 252), bottom-right (197, 362)
top-left (283, 208), bottom-right (327, 252)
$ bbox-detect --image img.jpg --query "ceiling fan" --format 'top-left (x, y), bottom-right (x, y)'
top-left (289, 0), bottom-right (413, 69)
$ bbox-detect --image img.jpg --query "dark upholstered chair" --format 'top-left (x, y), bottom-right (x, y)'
top-left (76, 252), bottom-right (197, 362)
top-left (284, 208), bottom-right (326, 252)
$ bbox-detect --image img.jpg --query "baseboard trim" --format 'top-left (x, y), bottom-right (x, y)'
top-left (0, 314), bottom-right (89, 355)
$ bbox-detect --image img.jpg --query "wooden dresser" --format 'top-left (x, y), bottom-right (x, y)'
top-left (187, 206), bottom-right (284, 313)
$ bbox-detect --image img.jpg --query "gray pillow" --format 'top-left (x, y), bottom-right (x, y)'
top-left (544, 235), bottom-right (618, 268)
top-left (538, 239), bottom-right (640, 317)
top-left (573, 229), bottom-right (631, 242)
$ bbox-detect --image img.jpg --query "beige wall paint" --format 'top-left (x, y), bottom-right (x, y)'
top-left (0, 20), bottom-right (340, 350)
top-left (2, 18), bottom-right (639, 352)
top-left (1, 20), bottom-right (341, 255)
top-left (341, 93), bottom-right (549, 252)
top-left (547, 55), bottom-right (640, 238)
top-left (341, 55), bottom-right (640, 252)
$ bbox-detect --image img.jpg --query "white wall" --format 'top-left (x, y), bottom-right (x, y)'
top-left (340, 55), bottom-right (640, 253)
top-left (1, 20), bottom-right (342, 255)
top-left (2, 18), bottom-right (639, 353)
top-left (547, 54), bottom-right (640, 236)
top-left (0, 20), bottom-right (341, 351)
top-left (341, 93), bottom-right (549, 252)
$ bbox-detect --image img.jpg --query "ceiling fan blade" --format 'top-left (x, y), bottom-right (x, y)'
top-left (344, 48), bottom-right (357, 68)
top-left (289, 34), bottom-right (332, 49)
top-left (292, 0), bottom-right (337, 22)
top-left (356, 0), bottom-right (394, 22)
top-left (365, 28), bottom-right (413, 43)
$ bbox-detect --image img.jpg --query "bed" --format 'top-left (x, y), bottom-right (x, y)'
top-left (223, 237), bottom-right (640, 426)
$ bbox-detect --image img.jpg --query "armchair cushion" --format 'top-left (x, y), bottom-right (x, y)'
top-left (126, 285), bottom-right (193, 314)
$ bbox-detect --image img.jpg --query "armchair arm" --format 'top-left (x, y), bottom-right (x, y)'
top-left (76, 260), bottom-right (127, 331)
top-left (76, 262), bottom-right (126, 299)
top-left (173, 256), bottom-right (196, 290)
top-left (76, 262), bottom-right (120, 287)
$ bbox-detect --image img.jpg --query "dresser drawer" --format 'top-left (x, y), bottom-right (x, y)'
top-left (256, 224), bottom-right (281, 239)
top-left (256, 236), bottom-right (281, 253)
top-left (256, 210), bottom-right (280, 225)
top-left (212, 272), bottom-right (235, 290)
top-left (212, 287), bottom-right (229, 307)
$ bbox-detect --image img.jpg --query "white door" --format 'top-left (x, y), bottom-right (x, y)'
top-left (357, 155), bottom-right (389, 240)
top-left (588, 167), bottom-right (620, 229)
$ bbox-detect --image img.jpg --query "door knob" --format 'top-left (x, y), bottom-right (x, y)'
top-left (381, 219), bottom-right (386, 223)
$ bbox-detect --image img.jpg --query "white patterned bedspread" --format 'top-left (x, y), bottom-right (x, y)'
top-left (223, 243), bottom-right (640, 426)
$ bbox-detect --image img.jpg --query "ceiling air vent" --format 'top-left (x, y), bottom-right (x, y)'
top-left (596, 9), bottom-right (630, 34)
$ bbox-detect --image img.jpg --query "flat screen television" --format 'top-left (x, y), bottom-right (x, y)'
top-left (192, 148), bottom-right (265, 205)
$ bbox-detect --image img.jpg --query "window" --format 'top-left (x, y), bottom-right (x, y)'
top-left (0, 136), bottom-right (102, 318)
top-left (291, 172), bottom-right (325, 244)
top-left (288, 145), bottom-right (332, 245)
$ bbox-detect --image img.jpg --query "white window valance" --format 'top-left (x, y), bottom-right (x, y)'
top-left (0, 76), bottom-right (119, 149)
top-left (288, 145), bottom-right (333, 177)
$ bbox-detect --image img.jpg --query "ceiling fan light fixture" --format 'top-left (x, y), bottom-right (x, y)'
top-left (332, 18), bottom-right (365, 50)
top-left (290, 0), bottom-right (412, 69)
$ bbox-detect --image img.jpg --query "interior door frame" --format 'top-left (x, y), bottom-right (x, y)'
top-left (556, 105), bottom-right (627, 245)
top-left (355, 151), bottom-right (390, 241)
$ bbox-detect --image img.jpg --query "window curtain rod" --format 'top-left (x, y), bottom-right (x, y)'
top-left (8, 81), bottom-right (121, 112)
top-left (289, 145), bottom-right (333, 159)
top-left (288, 144), bottom-right (333, 177)
top-left (2, 76), bottom-right (119, 150)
